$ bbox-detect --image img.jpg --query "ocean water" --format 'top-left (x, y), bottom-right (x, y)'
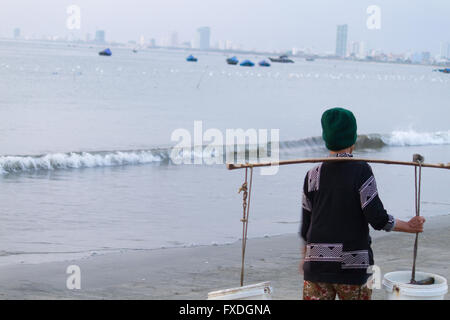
top-left (0, 40), bottom-right (449, 266)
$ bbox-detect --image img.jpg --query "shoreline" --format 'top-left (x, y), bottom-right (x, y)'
top-left (0, 214), bottom-right (449, 300)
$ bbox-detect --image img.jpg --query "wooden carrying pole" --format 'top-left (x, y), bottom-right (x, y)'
top-left (227, 157), bottom-right (450, 170)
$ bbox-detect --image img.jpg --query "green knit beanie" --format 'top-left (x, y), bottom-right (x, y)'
top-left (321, 107), bottom-right (357, 151)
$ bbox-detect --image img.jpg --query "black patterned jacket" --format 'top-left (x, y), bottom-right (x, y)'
top-left (300, 153), bottom-right (395, 285)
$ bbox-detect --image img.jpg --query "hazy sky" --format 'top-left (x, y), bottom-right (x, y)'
top-left (1, 0), bottom-right (449, 54)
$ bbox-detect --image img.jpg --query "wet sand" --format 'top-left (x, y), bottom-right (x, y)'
top-left (0, 214), bottom-right (448, 300)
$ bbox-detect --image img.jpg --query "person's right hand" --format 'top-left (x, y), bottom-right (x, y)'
top-left (407, 216), bottom-right (426, 233)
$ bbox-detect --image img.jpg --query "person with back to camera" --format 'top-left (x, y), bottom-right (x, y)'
top-left (299, 107), bottom-right (426, 300)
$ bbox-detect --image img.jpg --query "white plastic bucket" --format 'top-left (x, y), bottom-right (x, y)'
top-left (207, 282), bottom-right (273, 300)
top-left (383, 271), bottom-right (448, 300)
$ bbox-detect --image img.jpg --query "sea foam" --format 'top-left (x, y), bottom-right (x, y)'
top-left (0, 130), bottom-right (448, 174)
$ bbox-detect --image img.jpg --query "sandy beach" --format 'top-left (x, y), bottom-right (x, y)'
top-left (1, 1), bottom-right (450, 305)
top-left (0, 214), bottom-right (448, 300)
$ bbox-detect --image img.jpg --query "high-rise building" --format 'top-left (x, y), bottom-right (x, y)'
top-left (160, 35), bottom-right (170, 47)
top-left (411, 52), bottom-right (421, 63)
top-left (440, 42), bottom-right (450, 60)
top-left (13, 28), bottom-right (21, 39)
top-left (95, 30), bottom-right (106, 43)
top-left (335, 24), bottom-right (348, 58)
top-left (421, 51), bottom-right (431, 63)
top-left (196, 27), bottom-right (210, 50)
top-left (170, 32), bottom-right (179, 47)
top-left (218, 40), bottom-right (233, 50)
top-left (350, 41), bottom-right (365, 59)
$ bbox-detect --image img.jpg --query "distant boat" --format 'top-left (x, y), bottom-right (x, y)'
top-left (305, 57), bottom-right (315, 62)
top-left (132, 49), bottom-right (138, 53)
top-left (186, 55), bottom-right (198, 62)
top-left (269, 55), bottom-right (294, 63)
top-left (437, 68), bottom-right (450, 73)
top-left (99, 48), bottom-right (112, 56)
top-left (240, 60), bottom-right (255, 67)
top-left (258, 60), bottom-right (271, 67)
top-left (226, 56), bottom-right (239, 65)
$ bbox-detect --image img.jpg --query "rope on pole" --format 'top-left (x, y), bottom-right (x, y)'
top-left (238, 166), bottom-right (254, 287)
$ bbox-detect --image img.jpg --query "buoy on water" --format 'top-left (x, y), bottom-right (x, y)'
top-left (226, 56), bottom-right (239, 65)
top-left (99, 48), bottom-right (112, 56)
top-left (240, 60), bottom-right (255, 67)
top-left (186, 55), bottom-right (198, 62)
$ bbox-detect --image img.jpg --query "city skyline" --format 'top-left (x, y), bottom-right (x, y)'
top-left (4, 25), bottom-right (448, 60)
top-left (1, 0), bottom-right (450, 56)
top-left (6, 23), bottom-right (448, 65)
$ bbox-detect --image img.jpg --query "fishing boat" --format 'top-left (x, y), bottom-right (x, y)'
top-left (258, 60), bottom-right (271, 67)
top-left (226, 56), bottom-right (239, 65)
top-left (437, 68), bottom-right (450, 73)
top-left (268, 55), bottom-right (294, 63)
top-left (99, 48), bottom-right (112, 56)
top-left (240, 60), bottom-right (255, 67)
top-left (186, 55), bottom-right (198, 62)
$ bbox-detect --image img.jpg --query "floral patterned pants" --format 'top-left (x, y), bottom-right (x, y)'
top-left (303, 280), bottom-right (372, 300)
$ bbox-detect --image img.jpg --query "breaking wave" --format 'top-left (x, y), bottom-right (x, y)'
top-left (383, 130), bottom-right (450, 146)
top-left (281, 130), bottom-right (450, 150)
top-left (0, 130), bottom-right (448, 174)
top-left (0, 150), bottom-right (169, 175)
